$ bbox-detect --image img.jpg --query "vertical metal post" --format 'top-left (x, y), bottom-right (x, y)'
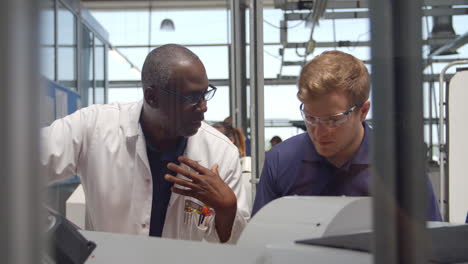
top-left (249, 0), bottom-right (265, 181)
top-left (0, 0), bottom-right (43, 263)
top-left (54, 0), bottom-right (58, 82)
top-left (394, 1), bottom-right (428, 262)
top-left (429, 83), bottom-right (433, 159)
top-left (229, 0), bottom-right (247, 134)
top-left (104, 44), bottom-right (109, 104)
top-left (370, 0), bottom-right (427, 263)
top-left (93, 35), bottom-right (96, 104)
top-left (79, 25), bottom-right (88, 106)
top-left (76, 6), bottom-right (82, 98)
top-left (369, 0), bottom-right (398, 260)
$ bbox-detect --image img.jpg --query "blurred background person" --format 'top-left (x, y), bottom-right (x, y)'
top-left (213, 122), bottom-right (252, 213)
top-left (213, 121), bottom-right (246, 157)
top-left (270, 136), bottom-right (283, 148)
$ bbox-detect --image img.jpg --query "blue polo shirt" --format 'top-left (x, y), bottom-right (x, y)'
top-left (252, 122), bottom-right (442, 221)
top-left (145, 136), bottom-right (188, 237)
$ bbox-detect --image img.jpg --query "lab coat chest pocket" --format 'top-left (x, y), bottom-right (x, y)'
top-left (183, 197), bottom-right (213, 231)
top-left (165, 194), bottom-right (213, 240)
top-left (163, 159), bottom-right (214, 240)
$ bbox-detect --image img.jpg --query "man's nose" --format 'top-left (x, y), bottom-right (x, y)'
top-left (313, 122), bottom-right (330, 137)
top-left (194, 98), bottom-right (208, 112)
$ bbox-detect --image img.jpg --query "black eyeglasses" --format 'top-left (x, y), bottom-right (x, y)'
top-left (153, 84), bottom-right (217, 107)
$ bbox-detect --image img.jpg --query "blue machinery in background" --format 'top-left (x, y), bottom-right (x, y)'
top-left (45, 80), bottom-right (81, 124)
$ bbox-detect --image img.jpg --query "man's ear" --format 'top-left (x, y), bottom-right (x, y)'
top-left (144, 88), bottom-right (158, 108)
top-left (359, 100), bottom-right (371, 121)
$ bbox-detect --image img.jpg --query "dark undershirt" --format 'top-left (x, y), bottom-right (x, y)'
top-left (145, 136), bottom-right (188, 237)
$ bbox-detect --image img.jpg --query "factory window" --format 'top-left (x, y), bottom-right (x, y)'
top-left (81, 25), bottom-right (94, 106)
top-left (39, 0), bottom-right (55, 80)
top-left (57, 2), bottom-right (77, 91)
top-left (95, 37), bottom-right (106, 104)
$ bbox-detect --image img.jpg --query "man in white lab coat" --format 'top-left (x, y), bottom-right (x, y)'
top-left (41, 44), bottom-right (250, 243)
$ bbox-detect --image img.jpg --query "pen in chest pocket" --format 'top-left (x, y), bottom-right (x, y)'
top-left (184, 200), bottom-right (212, 226)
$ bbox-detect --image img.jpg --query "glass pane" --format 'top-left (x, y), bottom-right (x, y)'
top-left (95, 87), bottom-right (105, 104)
top-left (264, 85), bottom-right (302, 120)
top-left (113, 46), bottom-right (229, 81)
top-left (188, 46), bottom-right (229, 79)
top-left (264, 45), bottom-right (283, 78)
top-left (109, 48), bottom-right (146, 81)
top-left (90, 11), bottom-right (150, 45)
top-left (95, 38), bottom-right (105, 80)
top-left (57, 48), bottom-right (77, 89)
top-left (39, 0), bottom-right (55, 80)
top-left (92, 9), bottom-right (229, 46)
top-left (81, 26), bottom-right (94, 106)
top-left (108, 87), bottom-right (143, 103)
top-left (204, 86), bottom-right (229, 122)
top-left (95, 38), bottom-right (106, 104)
top-left (40, 47), bottom-right (55, 81)
top-left (333, 18), bottom-right (370, 43)
top-left (87, 87), bottom-right (94, 105)
top-left (150, 9), bottom-right (228, 45)
top-left (263, 9), bottom-right (282, 43)
top-left (57, 3), bottom-right (77, 90)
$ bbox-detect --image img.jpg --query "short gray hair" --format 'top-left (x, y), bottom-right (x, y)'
top-left (141, 44), bottom-right (200, 91)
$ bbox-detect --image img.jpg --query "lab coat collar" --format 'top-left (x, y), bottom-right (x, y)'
top-left (123, 100), bottom-right (144, 139)
top-left (120, 100), bottom-right (150, 174)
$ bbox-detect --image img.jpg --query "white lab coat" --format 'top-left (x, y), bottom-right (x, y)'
top-left (40, 101), bottom-right (250, 243)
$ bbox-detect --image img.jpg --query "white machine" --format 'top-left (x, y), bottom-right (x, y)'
top-left (66, 195), bottom-right (468, 264)
top-left (66, 184), bottom-right (86, 229)
top-left (447, 69), bottom-right (468, 223)
top-left (79, 196), bottom-right (373, 264)
top-left (238, 196), bottom-right (372, 248)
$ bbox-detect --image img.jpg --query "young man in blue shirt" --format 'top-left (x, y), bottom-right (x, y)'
top-left (252, 50), bottom-right (441, 221)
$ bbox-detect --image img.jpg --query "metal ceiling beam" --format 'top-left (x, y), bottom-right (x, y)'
top-left (276, 0), bottom-right (468, 10)
top-left (108, 74), bottom-right (456, 88)
top-left (81, 0), bottom-right (275, 10)
top-left (82, 0), bottom-right (468, 10)
top-left (285, 7), bottom-right (468, 21)
top-left (111, 39), bottom-right (460, 49)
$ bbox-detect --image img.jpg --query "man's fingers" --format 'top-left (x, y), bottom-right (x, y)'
top-left (167, 162), bottom-right (201, 182)
top-left (177, 156), bottom-right (210, 175)
top-left (171, 186), bottom-right (197, 199)
top-left (210, 164), bottom-right (219, 175)
top-left (164, 174), bottom-right (199, 190)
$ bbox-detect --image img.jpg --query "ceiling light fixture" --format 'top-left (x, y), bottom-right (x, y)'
top-left (160, 18), bottom-right (175, 32)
